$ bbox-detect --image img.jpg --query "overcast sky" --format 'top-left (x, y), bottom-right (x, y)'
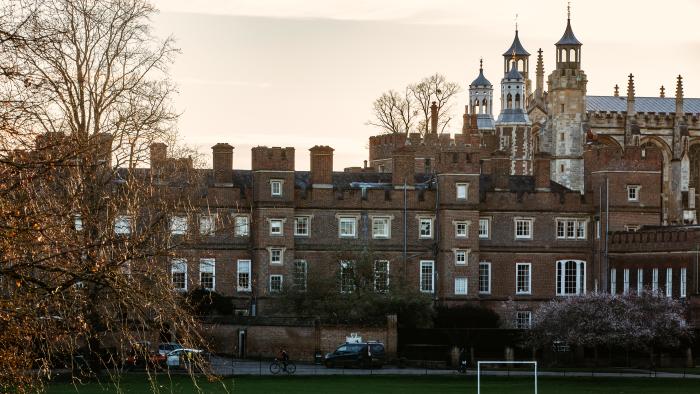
top-left (149, 0), bottom-right (700, 170)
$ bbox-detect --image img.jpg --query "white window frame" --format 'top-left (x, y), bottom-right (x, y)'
top-left (419, 260), bottom-right (435, 293)
top-left (652, 268), bottom-right (659, 293)
top-left (293, 260), bottom-right (308, 291)
top-left (454, 249), bottom-right (469, 266)
top-left (199, 258), bottom-right (215, 291)
top-left (340, 260), bottom-right (355, 293)
top-left (514, 217), bottom-right (533, 240)
top-left (338, 216), bottom-right (358, 238)
top-left (454, 277), bottom-right (468, 295)
top-left (478, 218), bottom-right (490, 239)
top-left (623, 268), bottom-right (630, 295)
top-left (515, 311), bottom-right (532, 329)
top-left (270, 179), bottom-right (283, 197)
top-left (171, 259), bottom-right (187, 291)
top-left (680, 268), bottom-right (687, 298)
top-left (114, 215), bottom-right (132, 235)
top-left (637, 268), bottom-right (644, 294)
top-left (170, 215), bottom-right (188, 235)
top-left (373, 260), bottom-right (390, 293)
top-left (610, 268), bottom-right (617, 295)
top-left (234, 215), bottom-right (249, 236)
top-left (665, 267), bottom-right (672, 298)
top-left (371, 216), bottom-right (391, 239)
top-left (269, 218), bottom-right (284, 236)
top-left (268, 247), bottom-right (284, 265)
top-left (555, 218), bottom-right (587, 240)
top-left (454, 221), bottom-right (470, 238)
top-left (627, 185), bottom-right (640, 202)
top-left (199, 214), bottom-right (216, 236)
top-left (516, 263), bottom-right (532, 295)
top-left (269, 275), bottom-right (283, 293)
top-left (237, 260), bottom-right (251, 292)
top-left (479, 261), bottom-right (491, 294)
top-left (294, 216), bottom-right (310, 237)
top-left (556, 260), bottom-right (586, 296)
top-left (456, 183), bottom-right (469, 200)
top-left (418, 217), bottom-right (434, 239)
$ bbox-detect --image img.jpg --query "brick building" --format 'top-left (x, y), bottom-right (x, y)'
top-left (149, 12), bottom-right (699, 327)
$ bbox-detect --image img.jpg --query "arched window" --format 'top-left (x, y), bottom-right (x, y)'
top-left (506, 93), bottom-right (513, 109)
top-left (515, 93), bottom-right (521, 109)
top-left (556, 260), bottom-right (586, 296)
top-left (482, 98), bottom-right (487, 113)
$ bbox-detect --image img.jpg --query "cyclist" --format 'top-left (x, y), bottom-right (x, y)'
top-left (278, 347), bottom-right (289, 370)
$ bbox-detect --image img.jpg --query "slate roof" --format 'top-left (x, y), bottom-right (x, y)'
top-left (470, 68), bottom-right (492, 87)
top-left (497, 109), bottom-right (530, 124)
top-left (586, 96), bottom-right (700, 114)
top-left (502, 30), bottom-right (530, 57)
top-left (504, 62), bottom-right (524, 81)
top-left (476, 114), bottom-right (496, 130)
top-left (556, 19), bottom-right (582, 46)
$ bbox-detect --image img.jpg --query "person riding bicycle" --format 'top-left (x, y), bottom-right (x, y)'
top-left (278, 347), bottom-right (289, 369)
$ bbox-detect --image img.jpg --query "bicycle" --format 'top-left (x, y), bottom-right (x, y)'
top-left (269, 358), bottom-right (296, 375)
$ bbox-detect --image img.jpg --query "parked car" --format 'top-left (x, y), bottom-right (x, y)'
top-left (124, 341), bottom-right (164, 370)
top-left (157, 342), bottom-right (183, 356)
top-left (165, 348), bottom-right (207, 371)
top-left (324, 341), bottom-right (385, 368)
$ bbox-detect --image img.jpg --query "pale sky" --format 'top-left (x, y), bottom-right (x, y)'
top-left (149, 0), bottom-right (700, 170)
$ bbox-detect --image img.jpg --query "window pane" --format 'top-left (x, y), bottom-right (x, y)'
top-left (479, 262), bottom-right (491, 293)
top-left (455, 277), bottom-right (468, 295)
top-left (235, 216), bottom-right (249, 236)
top-left (420, 261), bottom-right (434, 293)
top-left (294, 260), bottom-right (307, 290)
top-left (374, 261), bottom-right (389, 292)
top-left (237, 260), bottom-right (251, 291)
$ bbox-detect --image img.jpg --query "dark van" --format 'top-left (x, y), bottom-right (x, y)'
top-left (324, 342), bottom-right (385, 368)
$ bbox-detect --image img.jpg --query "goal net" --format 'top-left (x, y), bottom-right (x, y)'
top-left (476, 361), bottom-right (538, 394)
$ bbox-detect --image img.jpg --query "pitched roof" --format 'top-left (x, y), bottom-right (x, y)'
top-left (502, 30), bottom-right (530, 57)
top-left (586, 96), bottom-right (700, 114)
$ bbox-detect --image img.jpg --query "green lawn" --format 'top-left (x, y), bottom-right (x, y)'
top-left (46, 375), bottom-right (700, 394)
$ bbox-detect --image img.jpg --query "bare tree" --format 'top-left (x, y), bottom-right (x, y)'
top-left (0, 0), bottom-right (209, 391)
top-left (367, 73), bottom-right (460, 137)
top-left (409, 73), bottom-right (460, 136)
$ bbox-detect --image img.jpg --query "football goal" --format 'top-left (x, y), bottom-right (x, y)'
top-left (476, 361), bottom-right (538, 394)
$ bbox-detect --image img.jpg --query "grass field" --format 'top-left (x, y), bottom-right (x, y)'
top-left (46, 375), bottom-right (700, 394)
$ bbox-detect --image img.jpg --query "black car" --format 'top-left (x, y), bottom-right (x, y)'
top-left (324, 342), bottom-right (385, 368)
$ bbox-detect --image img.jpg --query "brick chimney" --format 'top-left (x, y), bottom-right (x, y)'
top-left (392, 146), bottom-right (415, 187)
top-left (430, 101), bottom-right (438, 134)
top-left (492, 152), bottom-right (509, 190)
top-left (309, 145), bottom-right (334, 186)
top-left (534, 152), bottom-right (551, 190)
top-left (150, 142), bottom-right (167, 170)
top-left (212, 143), bottom-right (234, 185)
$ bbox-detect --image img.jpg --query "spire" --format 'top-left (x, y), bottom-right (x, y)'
top-left (536, 48), bottom-right (544, 93)
top-left (660, 85), bottom-right (666, 98)
top-left (556, 2), bottom-right (582, 46)
top-left (503, 29), bottom-right (530, 57)
top-left (614, 84), bottom-right (619, 97)
top-left (626, 74), bottom-right (635, 115)
top-left (676, 75), bottom-right (684, 115)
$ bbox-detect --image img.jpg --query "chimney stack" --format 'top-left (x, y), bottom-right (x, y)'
top-left (430, 101), bottom-right (438, 134)
top-left (392, 146), bottom-right (415, 187)
top-left (212, 143), bottom-right (234, 185)
top-left (534, 153), bottom-right (551, 190)
top-left (309, 145), bottom-right (334, 186)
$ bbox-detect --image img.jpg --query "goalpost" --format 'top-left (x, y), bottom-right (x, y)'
top-left (477, 361), bottom-right (538, 394)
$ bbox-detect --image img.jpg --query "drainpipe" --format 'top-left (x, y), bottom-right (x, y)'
top-left (403, 178), bottom-right (407, 281)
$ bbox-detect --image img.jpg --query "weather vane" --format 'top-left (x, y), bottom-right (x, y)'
top-left (515, 13), bottom-right (518, 30)
top-left (568, 1), bottom-right (571, 19)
